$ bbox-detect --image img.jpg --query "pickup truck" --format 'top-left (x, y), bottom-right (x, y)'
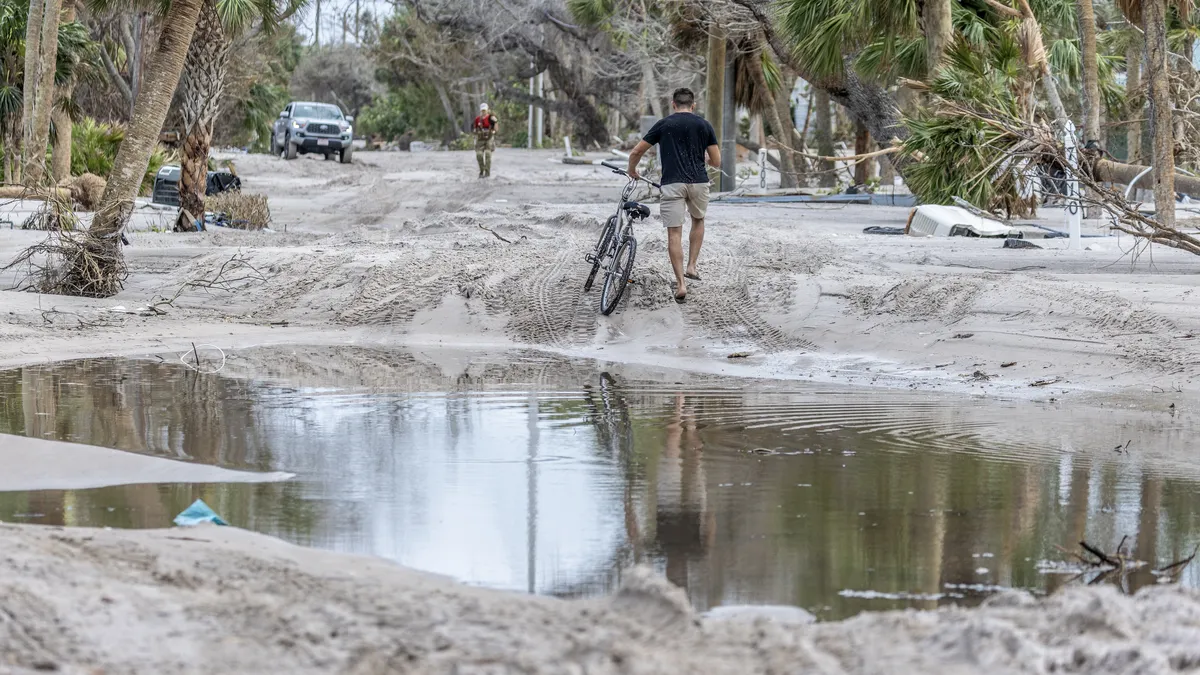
top-left (270, 101), bottom-right (354, 163)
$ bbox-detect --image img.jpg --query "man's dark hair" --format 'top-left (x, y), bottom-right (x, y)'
top-left (672, 88), bottom-right (695, 109)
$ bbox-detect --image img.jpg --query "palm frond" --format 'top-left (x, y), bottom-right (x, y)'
top-left (566, 0), bottom-right (614, 27)
top-left (216, 0), bottom-right (279, 33)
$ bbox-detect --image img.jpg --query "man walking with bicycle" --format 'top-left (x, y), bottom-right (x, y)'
top-left (627, 88), bottom-right (721, 304)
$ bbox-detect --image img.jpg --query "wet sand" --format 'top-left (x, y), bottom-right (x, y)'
top-left (0, 434), bottom-right (293, 491)
top-left (1, 149), bottom-right (1198, 401)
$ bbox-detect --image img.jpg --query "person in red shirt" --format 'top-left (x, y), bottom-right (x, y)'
top-left (473, 103), bottom-right (499, 178)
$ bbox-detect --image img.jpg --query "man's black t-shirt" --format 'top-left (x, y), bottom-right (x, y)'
top-left (642, 113), bottom-right (717, 185)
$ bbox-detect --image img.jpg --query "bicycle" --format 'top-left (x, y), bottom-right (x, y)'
top-left (583, 161), bottom-right (660, 316)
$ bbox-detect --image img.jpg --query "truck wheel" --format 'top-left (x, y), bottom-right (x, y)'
top-left (339, 145), bottom-right (354, 164)
top-left (284, 137), bottom-right (297, 160)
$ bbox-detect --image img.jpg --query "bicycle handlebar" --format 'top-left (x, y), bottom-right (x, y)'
top-left (601, 160), bottom-right (661, 189)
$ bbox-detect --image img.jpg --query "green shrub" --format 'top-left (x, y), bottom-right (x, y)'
top-left (69, 118), bottom-right (173, 195)
top-left (70, 118), bottom-right (123, 177)
top-left (357, 85), bottom-right (447, 141)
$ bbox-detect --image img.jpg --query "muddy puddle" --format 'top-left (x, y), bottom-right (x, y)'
top-left (2, 346), bottom-right (1199, 620)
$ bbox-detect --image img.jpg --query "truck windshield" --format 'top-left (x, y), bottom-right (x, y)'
top-left (293, 105), bottom-right (343, 120)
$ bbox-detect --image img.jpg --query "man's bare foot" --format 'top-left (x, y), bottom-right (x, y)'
top-left (684, 270), bottom-right (700, 281)
top-left (674, 286), bottom-right (687, 304)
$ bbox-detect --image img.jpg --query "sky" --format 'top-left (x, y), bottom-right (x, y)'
top-left (296, 0), bottom-right (391, 46)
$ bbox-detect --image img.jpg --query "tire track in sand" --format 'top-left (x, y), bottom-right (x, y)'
top-left (506, 234), bottom-right (597, 347)
top-left (682, 238), bottom-right (817, 353)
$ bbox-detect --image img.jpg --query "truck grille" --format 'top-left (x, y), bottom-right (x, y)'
top-left (308, 123), bottom-right (337, 134)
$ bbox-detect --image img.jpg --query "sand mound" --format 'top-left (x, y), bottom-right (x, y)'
top-left (4, 523), bottom-right (1200, 674)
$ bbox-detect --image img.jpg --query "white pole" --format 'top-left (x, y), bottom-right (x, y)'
top-left (563, 136), bottom-right (572, 158)
top-left (535, 73), bottom-right (544, 148)
top-left (528, 66), bottom-right (535, 150)
top-left (1063, 121), bottom-right (1083, 250)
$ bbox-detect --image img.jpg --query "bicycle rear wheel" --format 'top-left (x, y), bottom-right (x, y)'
top-left (600, 237), bottom-right (636, 316)
top-left (584, 216), bottom-right (618, 292)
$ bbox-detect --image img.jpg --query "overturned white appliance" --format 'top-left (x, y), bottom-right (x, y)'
top-left (905, 205), bottom-right (1015, 238)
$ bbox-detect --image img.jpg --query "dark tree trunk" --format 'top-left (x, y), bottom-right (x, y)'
top-left (854, 122), bottom-right (870, 185)
top-left (1143, 0), bottom-right (1175, 227)
top-left (814, 89), bottom-right (835, 187)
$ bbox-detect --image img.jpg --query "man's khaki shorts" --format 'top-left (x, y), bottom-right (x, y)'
top-left (660, 182), bottom-right (710, 228)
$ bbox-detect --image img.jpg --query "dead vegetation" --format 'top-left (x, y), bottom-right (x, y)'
top-left (150, 251), bottom-right (269, 311)
top-left (2, 231), bottom-right (126, 297)
top-left (61, 173), bottom-right (108, 211)
top-left (19, 190), bottom-right (80, 232)
top-left (1052, 536), bottom-right (1200, 590)
top-left (205, 192), bottom-right (271, 230)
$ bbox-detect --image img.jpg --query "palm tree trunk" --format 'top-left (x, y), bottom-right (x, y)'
top-left (21, 0), bottom-right (65, 186)
top-left (178, 0), bottom-right (230, 219)
top-left (92, 0), bottom-right (205, 240)
top-left (51, 0), bottom-right (78, 184)
top-left (1077, 0), bottom-right (1101, 143)
top-left (921, 0), bottom-right (953, 74)
top-left (854, 122), bottom-right (870, 185)
top-left (748, 52), bottom-right (797, 189)
top-left (814, 89), bottom-right (835, 187)
top-left (1143, 0), bottom-right (1175, 227)
top-left (1127, 34), bottom-right (1143, 163)
top-left (705, 31), bottom-right (726, 144)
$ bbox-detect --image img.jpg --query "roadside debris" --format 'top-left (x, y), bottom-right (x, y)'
top-left (727, 352), bottom-right (752, 359)
top-left (1042, 537), bottom-right (1200, 590)
top-left (174, 499), bottom-right (228, 527)
top-left (1029, 376), bottom-right (1063, 387)
top-left (1003, 238), bottom-right (1043, 249)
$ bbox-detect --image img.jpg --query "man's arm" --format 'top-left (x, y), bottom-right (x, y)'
top-left (627, 140), bottom-right (652, 180)
top-left (706, 144), bottom-right (721, 169)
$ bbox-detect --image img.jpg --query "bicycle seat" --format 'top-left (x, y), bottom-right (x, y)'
top-left (622, 201), bottom-right (651, 220)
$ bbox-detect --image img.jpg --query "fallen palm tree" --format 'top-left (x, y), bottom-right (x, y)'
top-left (899, 92), bottom-right (1200, 257)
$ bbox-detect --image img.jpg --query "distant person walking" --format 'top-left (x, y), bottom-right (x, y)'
top-left (473, 103), bottom-right (499, 178)
top-left (627, 88), bottom-right (720, 303)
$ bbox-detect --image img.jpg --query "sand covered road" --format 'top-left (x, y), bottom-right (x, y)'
top-left (5, 151), bottom-right (1200, 672)
top-left (3, 148), bottom-right (1200, 399)
top-left (3, 522), bottom-right (1200, 674)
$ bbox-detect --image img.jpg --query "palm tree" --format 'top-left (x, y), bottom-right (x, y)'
top-left (178, 0), bottom-right (300, 218)
top-left (923, 0), bottom-right (953, 72)
top-left (90, 0), bottom-right (205, 244)
top-left (1077, 0), bottom-right (1102, 143)
top-left (1117, 0), bottom-right (1186, 228)
top-left (21, 0), bottom-right (65, 186)
top-left (51, 0), bottom-right (78, 182)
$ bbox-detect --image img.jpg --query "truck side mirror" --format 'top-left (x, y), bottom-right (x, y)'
top-left (280, 111), bottom-right (290, 119)
top-left (345, 115), bottom-right (354, 124)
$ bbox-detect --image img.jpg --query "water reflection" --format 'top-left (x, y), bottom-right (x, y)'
top-left (1, 348), bottom-right (1199, 620)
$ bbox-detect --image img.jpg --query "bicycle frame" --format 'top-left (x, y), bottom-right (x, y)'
top-left (583, 161), bottom-right (660, 314)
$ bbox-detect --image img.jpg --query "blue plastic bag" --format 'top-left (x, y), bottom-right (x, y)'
top-left (173, 499), bottom-right (228, 527)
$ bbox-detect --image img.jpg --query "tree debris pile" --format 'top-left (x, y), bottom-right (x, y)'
top-left (206, 192), bottom-right (271, 230)
top-left (3, 232), bottom-right (126, 298)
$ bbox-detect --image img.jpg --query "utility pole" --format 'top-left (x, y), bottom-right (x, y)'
top-left (705, 30), bottom-right (726, 187)
top-left (527, 63), bottom-right (534, 149)
top-left (720, 49), bottom-right (736, 192)
top-left (535, 72), bottom-right (544, 147)
top-left (355, 0), bottom-right (360, 42)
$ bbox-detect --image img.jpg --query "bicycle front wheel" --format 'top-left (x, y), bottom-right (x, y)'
top-left (584, 215), bottom-right (618, 292)
top-left (600, 237), bottom-right (636, 316)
